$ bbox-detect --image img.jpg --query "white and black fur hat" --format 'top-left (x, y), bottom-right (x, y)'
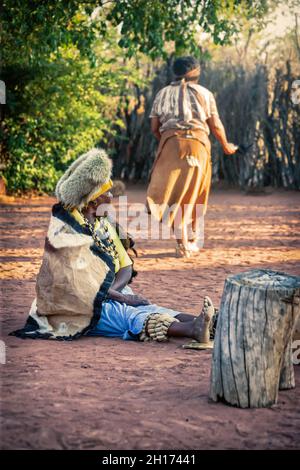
top-left (55, 148), bottom-right (112, 209)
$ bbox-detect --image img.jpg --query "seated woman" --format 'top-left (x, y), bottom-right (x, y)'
top-left (12, 148), bottom-right (215, 346)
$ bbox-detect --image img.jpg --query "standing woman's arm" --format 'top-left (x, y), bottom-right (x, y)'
top-left (151, 117), bottom-right (161, 141)
top-left (206, 91), bottom-right (237, 155)
top-left (207, 115), bottom-right (238, 155)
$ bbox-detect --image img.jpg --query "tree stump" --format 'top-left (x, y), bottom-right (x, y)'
top-left (210, 269), bottom-right (300, 408)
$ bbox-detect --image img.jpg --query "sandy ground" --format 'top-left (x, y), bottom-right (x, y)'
top-left (1, 186), bottom-right (300, 450)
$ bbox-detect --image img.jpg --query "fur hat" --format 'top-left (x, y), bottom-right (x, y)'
top-left (55, 148), bottom-right (112, 209)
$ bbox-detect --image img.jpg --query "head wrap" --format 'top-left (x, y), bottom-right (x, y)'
top-left (178, 66), bottom-right (201, 80)
top-left (88, 179), bottom-right (113, 203)
top-left (55, 148), bottom-right (112, 209)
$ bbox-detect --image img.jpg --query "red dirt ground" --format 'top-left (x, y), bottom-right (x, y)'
top-left (1, 186), bottom-right (300, 450)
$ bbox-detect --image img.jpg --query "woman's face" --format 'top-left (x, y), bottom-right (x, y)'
top-left (93, 190), bottom-right (113, 206)
top-left (85, 190), bottom-right (113, 217)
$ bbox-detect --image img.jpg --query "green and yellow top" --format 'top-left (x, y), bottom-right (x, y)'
top-left (71, 208), bottom-right (133, 273)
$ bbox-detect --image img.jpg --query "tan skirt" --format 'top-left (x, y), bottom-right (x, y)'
top-left (146, 129), bottom-right (212, 231)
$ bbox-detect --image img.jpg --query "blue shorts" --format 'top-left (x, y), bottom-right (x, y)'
top-left (87, 286), bottom-right (183, 340)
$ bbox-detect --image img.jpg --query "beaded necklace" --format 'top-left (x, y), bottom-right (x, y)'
top-left (79, 211), bottom-right (119, 261)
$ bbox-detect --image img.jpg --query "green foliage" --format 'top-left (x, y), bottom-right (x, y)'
top-left (1, 0), bottom-right (100, 66)
top-left (2, 0), bottom-right (271, 65)
top-left (1, 0), bottom-right (273, 193)
top-left (1, 39), bottom-right (147, 193)
top-left (108, 0), bottom-right (270, 58)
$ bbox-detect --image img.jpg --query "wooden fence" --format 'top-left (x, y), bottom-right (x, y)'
top-left (109, 60), bottom-right (300, 190)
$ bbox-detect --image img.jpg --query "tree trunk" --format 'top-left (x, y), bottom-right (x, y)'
top-left (210, 269), bottom-right (300, 408)
top-left (0, 176), bottom-right (6, 195)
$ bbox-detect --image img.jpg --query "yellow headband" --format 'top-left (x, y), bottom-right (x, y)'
top-left (88, 179), bottom-right (113, 202)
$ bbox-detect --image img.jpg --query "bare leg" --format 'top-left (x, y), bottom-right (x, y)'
top-left (172, 216), bottom-right (188, 247)
top-left (168, 296), bottom-right (215, 342)
top-left (167, 321), bottom-right (195, 338)
top-left (192, 296), bottom-right (214, 343)
top-left (175, 313), bottom-right (197, 322)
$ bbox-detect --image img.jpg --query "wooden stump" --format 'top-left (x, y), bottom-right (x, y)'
top-left (210, 269), bottom-right (300, 408)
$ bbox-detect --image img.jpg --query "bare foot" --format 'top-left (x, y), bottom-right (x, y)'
top-left (175, 243), bottom-right (192, 258)
top-left (187, 241), bottom-right (201, 253)
top-left (192, 296), bottom-right (215, 343)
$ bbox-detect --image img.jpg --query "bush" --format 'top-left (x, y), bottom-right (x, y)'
top-left (1, 41), bottom-right (148, 194)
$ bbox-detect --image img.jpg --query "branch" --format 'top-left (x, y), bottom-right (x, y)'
top-left (295, 14), bottom-right (300, 59)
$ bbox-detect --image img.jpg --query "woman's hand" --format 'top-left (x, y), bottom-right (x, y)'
top-left (122, 294), bottom-right (151, 306)
top-left (223, 142), bottom-right (238, 155)
top-left (107, 288), bottom-right (150, 306)
top-left (207, 116), bottom-right (238, 156)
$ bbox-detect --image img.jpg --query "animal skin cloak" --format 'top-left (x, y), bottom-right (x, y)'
top-left (11, 203), bottom-right (115, 340)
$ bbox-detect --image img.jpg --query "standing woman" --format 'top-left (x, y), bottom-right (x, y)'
top-left (147, 56), bottom-right (237, 257)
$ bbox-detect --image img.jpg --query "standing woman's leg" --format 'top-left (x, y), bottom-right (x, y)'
top-left (191, 145), bottom-right (212, 241)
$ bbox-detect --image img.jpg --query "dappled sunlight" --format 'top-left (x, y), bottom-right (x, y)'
top-left (135, 247), bottom-right (300, 272)
top-left (0, 260), bottom-right (42, 280)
